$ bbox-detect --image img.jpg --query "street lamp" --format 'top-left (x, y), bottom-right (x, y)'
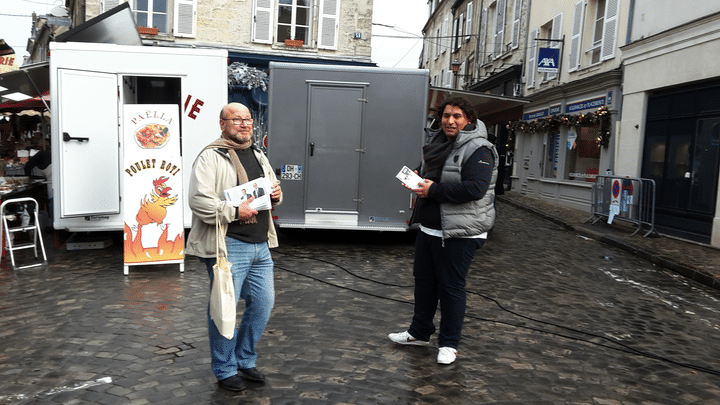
top-left (451, 59), bottom-right (462, 75)
top-left (451, 59), bottom-right (473, 82)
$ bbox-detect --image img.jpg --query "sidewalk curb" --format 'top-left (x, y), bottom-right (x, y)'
top-left (498, 195), bottom-right (720, 291)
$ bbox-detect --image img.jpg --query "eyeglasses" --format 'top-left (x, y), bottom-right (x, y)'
top-left (222, 117), bottom-right (253, 125)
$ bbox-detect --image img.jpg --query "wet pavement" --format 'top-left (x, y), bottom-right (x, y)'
top-left (1, 194), bottom-right (720, 404)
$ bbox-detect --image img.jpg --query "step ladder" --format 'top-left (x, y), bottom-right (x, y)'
top-left (1, 197), bottom-right (48, 270)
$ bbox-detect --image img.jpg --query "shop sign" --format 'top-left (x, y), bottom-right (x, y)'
top-left (122, 104), bottom-right (184, 267)
top-left (550, 105), bottom-right (562, 115)
top-left (537, 48), bottom-right (560, 73)
top-left (0, 39), bottom-right (17, 73)
top-left (523, 109), bottom-right (548, 121)
top-left (47, 16), bottom-right (72, 26)
top-left (566, 96), bottom-right (605, 113)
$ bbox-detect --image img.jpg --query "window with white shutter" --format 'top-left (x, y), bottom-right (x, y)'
top-left (457, 14), bottom-right (464, 51)
top-left (252, 0), bottom-right (273, 44)
top-left (103, 0), bottom-right (122, 12)
top-left (589, 0), bottom-right (605, 64)
top-left (435, 28), bottom-right (440, 59)
top-left (453, 18), bottom-right (459, 52)
top-left (511, 0), bottom-right (521, 49)
top-left (493, 0), bottom-right (506, 58)
top-left (442, 17), bottom-right (449, 53)
top-left (319, 0), bottom-right (340, 50)
top-left (568, 0), bottom-right (584, 72)
top-left (276, 0), bottom-right (311, 45)
top-left (465, 2), bottom-right (473, 42)
top-left (174, 0), bottom-right (197, 38)
top-left (547, 13), bottom-right (562, 80)
top-left (133, 0), bottom-right (169, 34)
top-left (424, 38), bottom-right (430, 64)
top-left (526, 28), bottom-right (537, 88)
top-left (601, 0), bottom-right (620, 60)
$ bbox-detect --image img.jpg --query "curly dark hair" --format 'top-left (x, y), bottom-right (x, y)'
top-left (436, 97), bottom-right (477, 123)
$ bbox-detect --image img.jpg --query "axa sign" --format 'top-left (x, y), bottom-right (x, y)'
top-left (537, 48), bottom-right (559, 73)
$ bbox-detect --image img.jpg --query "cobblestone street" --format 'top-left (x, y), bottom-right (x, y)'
top-left (1, 200), bottom-right (719, 404)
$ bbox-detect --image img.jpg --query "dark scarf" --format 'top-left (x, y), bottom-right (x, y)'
top-left (203, 134), bottom-right (257, 224)
top-left (421, 134), bottom-right (455, 182)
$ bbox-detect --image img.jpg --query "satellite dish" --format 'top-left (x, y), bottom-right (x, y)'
top-left (50, 6), bottom-right (69, 17)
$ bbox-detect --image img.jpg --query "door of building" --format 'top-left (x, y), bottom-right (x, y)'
top-left (642, 84), bottom-right (720, 242)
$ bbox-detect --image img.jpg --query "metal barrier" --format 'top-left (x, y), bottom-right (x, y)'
top-left (586, 175), bottom-right (658, 237)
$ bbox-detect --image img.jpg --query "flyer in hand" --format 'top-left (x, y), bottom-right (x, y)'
top-left (224, 177), bottom-right (273, 210)
top-left (396, 166), bottom-right (424, 189)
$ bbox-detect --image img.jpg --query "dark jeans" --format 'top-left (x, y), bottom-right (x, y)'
top-left (408, 231), bottom-right (483, 349)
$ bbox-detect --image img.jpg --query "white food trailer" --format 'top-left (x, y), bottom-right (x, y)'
top-left (49, 41), bottom-right (228, 232)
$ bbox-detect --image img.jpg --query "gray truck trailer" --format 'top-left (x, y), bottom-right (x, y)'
top-left (267, 62), bottom-right (429, 231)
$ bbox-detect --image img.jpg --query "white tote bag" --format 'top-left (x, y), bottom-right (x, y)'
top-left (209, 217), bottom-right (236, 339)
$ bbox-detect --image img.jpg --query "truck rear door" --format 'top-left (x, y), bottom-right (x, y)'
top-left (306, 83), bottom-right (366, 214)
top-left (57, 69), bottom-right (120, 217)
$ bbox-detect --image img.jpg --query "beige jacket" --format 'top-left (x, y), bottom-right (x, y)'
top-left (186, 144), bottom-right (282, 258)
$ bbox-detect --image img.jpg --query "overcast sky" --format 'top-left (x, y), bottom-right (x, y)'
top-left (0, 0), bottom-right (52, 58)
top-left (371, 0), bottom-right (428, 68)
top-left (1, 0), bottom-right (428, 68)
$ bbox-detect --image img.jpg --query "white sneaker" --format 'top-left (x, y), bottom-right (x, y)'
top-left (388, 331), bottom-right (429, 346)
top-left (437, 347), bottom-right (458, 364)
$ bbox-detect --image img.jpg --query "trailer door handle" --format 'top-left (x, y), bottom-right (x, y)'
top-left (309, 142), bottom-right (314, 156)
top-left (63, 132), bottom-right (89, 142)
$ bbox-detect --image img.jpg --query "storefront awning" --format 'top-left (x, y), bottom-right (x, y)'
top-left (0, 62), bottom-right (50, 112)
top-left (428, 86), bottom-right (529, 125)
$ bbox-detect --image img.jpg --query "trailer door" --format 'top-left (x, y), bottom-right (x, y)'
top-left (58, 69), bottom-right (120, 217)
top-left (306, 83), bottom-right (366, 215)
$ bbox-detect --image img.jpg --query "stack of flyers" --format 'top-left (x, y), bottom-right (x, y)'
top-left (396, 166), bottom-right (424, 189)
top-left (224, 177), bottom-right (273, 210)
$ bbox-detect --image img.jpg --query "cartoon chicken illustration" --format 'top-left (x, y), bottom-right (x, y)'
top-left (136, 176), bottom-right (179, 227)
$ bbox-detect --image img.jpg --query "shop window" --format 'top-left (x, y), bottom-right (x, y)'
top-left (565, 125), bottom-right (601, 182)
top-left (542, 132), bottom-right (559, 178)
top-left (134, 0), bottom-right (168, 34)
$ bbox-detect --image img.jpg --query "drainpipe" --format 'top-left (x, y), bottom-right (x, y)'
top-left (520, 0), bottom-right (531, 89)
top-left (474, 0), bottom-right (484, 85)
top-left (626, 0), bottom-right (635, 44)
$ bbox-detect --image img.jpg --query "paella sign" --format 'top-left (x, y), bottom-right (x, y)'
top-left (122, 105), bottom-right (184, 267)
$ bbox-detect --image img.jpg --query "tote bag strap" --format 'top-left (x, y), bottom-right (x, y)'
top-left (215, 205), bottom-right (228, 259)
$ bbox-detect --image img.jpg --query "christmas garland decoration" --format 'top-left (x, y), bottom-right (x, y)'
top-left (227, 62), bottom-right (269, 92)
top-left (506, 106), bottom-right (611, 149)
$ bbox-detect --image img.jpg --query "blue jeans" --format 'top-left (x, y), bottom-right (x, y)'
top-left (201, 238), bottom-right (275, 380)
top-left (408, 231), bottom-right (483, 349)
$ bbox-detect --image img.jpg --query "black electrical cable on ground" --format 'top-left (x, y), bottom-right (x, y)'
top-left (274, 250), bottom-right (720, 377)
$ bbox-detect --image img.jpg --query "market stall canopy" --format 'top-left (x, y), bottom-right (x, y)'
top-left (428, 87), bottom-right (529, 126)
top-left (0, 62), bottom-right (49, 112)
top-left (0, 91), bottom-right (49, 113)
